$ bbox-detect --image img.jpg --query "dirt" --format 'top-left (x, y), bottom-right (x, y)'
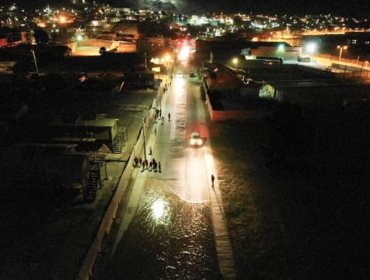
top-left (209, 111), bottom-right (370, 280)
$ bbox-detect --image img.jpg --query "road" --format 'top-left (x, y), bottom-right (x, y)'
top-left (92, 66), bottom-right (222, 279)
top-left (310, 54), bottom-right (370, 74)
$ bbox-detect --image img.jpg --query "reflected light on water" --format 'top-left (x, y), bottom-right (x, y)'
top-left (152, 198), bottom-right (166, 220)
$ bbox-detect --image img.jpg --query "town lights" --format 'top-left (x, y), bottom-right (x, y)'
top-left (58, 15), bottom-right (67, 24)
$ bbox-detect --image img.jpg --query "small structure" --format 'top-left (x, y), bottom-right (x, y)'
top-left (0, 61), bottom-right (17, 73)
top-left (0, 144), bottom-right (100, 202)
top-left (242, 42), bottom-right (302, 62)
top-left (124, 69), bottom-right (155, 89)
top-left (203, 64), bottom-right (271, 121)
top-left (50, 114), bottom-right (125, 153)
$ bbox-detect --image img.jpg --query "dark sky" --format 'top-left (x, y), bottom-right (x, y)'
top-left (213, 0), bottom-right (370, 17)
top-left (3, 0), bottom-right (370, 18)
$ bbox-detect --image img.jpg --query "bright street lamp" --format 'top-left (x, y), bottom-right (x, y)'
top-left (232, 57), bottom-right (238, 68)
top-left (305, 42), bottom-right (317, 55)
top-left (337, 45), bottom-right (348, 61)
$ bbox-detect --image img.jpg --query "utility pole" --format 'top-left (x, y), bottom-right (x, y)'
top-left (30, 49), bottom-right (39, 75)
top-left (142, 117), bottom-right (147, 161)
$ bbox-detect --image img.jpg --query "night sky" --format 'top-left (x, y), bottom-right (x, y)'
top-left (3, 0), bottom-right (370, 17)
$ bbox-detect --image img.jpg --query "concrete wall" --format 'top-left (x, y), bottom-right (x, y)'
top-left (203, 82), bottom-right (268, 121)
top-left (211, 110), bottom-right (267, 121)
top-left (76, 81), bottom-right (160, 280)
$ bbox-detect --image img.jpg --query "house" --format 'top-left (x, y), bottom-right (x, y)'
top-left (0, 61), bottom-right (16, 73)
top-left (49, 114), bottom-right (124, 153)
top-left (0, 144), bottom-right (92, 186)
top-left (204, 64), bottom-right (242, 95)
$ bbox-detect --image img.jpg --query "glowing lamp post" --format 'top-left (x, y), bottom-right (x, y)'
top-left (305, 42), bottom-right (317, 55)
top-left (337, 45), bottom-right (348, 61)
top-left (232, 57), bottom-right (238, 68)
top-left (277, 44), bottom-right (285, 53)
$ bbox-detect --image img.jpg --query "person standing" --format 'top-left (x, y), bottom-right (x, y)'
top-left (168, 113), bottom-right (171, 122)
top-left (211, 174), bottom-right (215, 187)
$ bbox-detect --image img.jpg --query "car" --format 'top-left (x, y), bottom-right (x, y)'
top-left (176, 71), bottom-right (183, 77)
top-left (190, 131), bottom-right (203, 147)
top-left (189, 72), bottom-right (196, 77)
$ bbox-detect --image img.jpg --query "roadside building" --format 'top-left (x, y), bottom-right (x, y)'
top-left (0, 61), bottom-right (17, 73)
top-left (0, 143), bottom-right (101, 200)
top-left (50, 114), bottom-right (125, 153)
top-left (110, 21), bottom-right (141, 41)
top-left (242, 41), bottom-right (302, 62)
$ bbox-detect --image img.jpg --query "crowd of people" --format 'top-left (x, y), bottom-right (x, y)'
top-left (131, 74), bottom-right (174, 174)
top-left (133, 156), bottom-right (161, 173)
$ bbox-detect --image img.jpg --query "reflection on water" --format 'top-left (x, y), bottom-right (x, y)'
top-left (98, 186), bottom-right (222, 280)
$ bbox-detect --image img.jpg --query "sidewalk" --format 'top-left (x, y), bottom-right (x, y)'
top-left (205, 133), bottom-right (237, 279)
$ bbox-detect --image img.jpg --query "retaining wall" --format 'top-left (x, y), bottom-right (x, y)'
top-left (203, 82), bottom-right (268, 121)
top-left (76, 90), bottom-right (160, 280)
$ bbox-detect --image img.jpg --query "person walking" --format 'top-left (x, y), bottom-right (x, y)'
top-left (168, 113), bottom-right (171, 122)
top-left (149, 146), bottom-right (152, 155)
top-left (211, 174), bottom-right (215, 187)
top-left (158, 162), bottom-right (161, 173)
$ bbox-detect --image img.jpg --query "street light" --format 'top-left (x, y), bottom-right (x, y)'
top-left (305, 42), bottom-right (317, 55)
top-left (337, 45), bottom-right (348, 61)
top-left (142, 117), bottom-right (147, 161)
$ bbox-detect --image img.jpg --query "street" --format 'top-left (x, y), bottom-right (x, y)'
top-left (92, 66), bottom-right (222, 279)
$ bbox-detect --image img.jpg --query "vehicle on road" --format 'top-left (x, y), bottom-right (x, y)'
top-left (189, 131), bottom-right (203, 147)
top-left (176, 71), bottom-right (183, 77)
top-left (189, 72), bottom-right (196, 77)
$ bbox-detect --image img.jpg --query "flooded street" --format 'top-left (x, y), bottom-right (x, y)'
top-left (93, 69), bottom-right (224, 279)
top-left (95, 186), bottom-right (221, 279)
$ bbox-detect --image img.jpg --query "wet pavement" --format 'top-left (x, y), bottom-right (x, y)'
top-left (94, 186), bottom-right (222, 280)
top-left (91, 68), bottom-right (233, 279)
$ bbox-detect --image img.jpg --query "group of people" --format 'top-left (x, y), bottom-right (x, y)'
top-left (132, 74), bottom-right (174, 173)
top-left (133, 156), bottom-right (161, 173)
top-left (163, 75), bottom-right (172, 93)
